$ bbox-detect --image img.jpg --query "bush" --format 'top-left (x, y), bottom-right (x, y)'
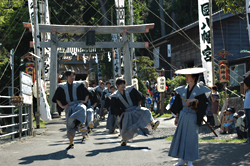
top-left (166, 76), bottom-right (186, 92)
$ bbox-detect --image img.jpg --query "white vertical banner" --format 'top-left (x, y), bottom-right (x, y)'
top-left (246, 0), bottom-right (250, 45)
top-left (153, 47), bottom-right (160, 68)
top-left (44, 0), bottom-right (51, 79)
top-left (112, 35), bottom-right (121, 79)
top-left (198, 0), bottom-right (213, 86)
top-left (28, 0), bottom-right (35, 45)
top-left (115, 0), bottom-right (125, 25)
top-left (114, 0), bottom-right (125, 79)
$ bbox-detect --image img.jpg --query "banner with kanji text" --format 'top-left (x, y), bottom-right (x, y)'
top-left (198, 0), bottom-right (213, 86)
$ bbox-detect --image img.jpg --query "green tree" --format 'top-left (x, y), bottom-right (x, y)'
top-left (0, 1), bottom-right (30, 112)
top-left (166, 75), bottom-right (186, 92)
top-left (214, 0), bottom-right (245, 14)
top-left (135, 56), bottom-right (158, 82)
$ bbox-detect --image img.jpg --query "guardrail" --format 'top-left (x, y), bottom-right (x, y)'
top-left (0, 104), bottom-right (33, 140)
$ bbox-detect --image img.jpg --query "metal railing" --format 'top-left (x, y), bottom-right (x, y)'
top-left (0, 104), bottom-right (33, 140)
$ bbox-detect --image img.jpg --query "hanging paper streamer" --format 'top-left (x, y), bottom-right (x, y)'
top-left (71, 52), bottom-right (77, 56)
top-left (83, 54), bottom-right (87, 63)
top-left (108, 52), bottom-right (111, 62)
top-left (95, 54), bottom-right (98, 63)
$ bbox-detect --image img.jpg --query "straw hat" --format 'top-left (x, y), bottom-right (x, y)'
top-left (175, 67), bottom-right (206, 75)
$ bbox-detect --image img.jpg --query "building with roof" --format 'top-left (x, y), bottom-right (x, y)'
top-left (140, 11), bottom-right (250, 88)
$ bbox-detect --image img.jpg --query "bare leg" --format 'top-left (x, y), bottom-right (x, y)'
top-left (69, 136), bottom-right (73, 144)
top-left (225, 127), bottom-right (229, 132)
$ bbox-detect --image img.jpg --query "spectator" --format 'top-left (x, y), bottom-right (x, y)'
top-left (243, 76), bottom-right (250, 143)
top-left (169, 91), bottom-right (176, 118)
top-left (235, 110), bottom-right (247, 139)
top-left (206, 86), bottom-right (214, 126)
top-left (145, 93), bottom-right (152, 110)
top-left (221, 108), bottom-right (235, 134)
top-left (210, 85), bottom-right (221, 127)
top-left (152, 84), bottom-right (160, 114)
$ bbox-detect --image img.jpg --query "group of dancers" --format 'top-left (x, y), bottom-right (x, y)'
top-left (52, 70), bottom-right (160, 150)
top-left (53, 67), bottom-right (212, 166)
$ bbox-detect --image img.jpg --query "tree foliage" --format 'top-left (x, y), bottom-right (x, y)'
top-left (214, 0), bottom-right (245, 14)
top-left (166, 75), bottom-right (186, 92)
top-left (135, 56), bottom-right (158, 82)
top-left (0, 1), bottom-right (30, 111)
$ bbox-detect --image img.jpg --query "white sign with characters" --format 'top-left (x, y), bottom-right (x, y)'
top-left (198, 0), bottom-right (213, 86)
top-left (157, 76), bottom-right (166, 92)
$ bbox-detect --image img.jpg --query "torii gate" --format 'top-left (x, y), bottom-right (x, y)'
top-left (23, 23), bottom-right (154, 116)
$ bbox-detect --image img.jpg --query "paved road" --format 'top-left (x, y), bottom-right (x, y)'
top-left (0, 116), bottom-right (250, 166)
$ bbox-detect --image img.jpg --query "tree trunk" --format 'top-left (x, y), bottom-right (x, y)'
top-left (98, 0), bottom-right (108, 25)
top-left (159, 0), bottom-right (166, 36)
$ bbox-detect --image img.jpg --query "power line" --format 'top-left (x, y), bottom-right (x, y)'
top-left (137, 0), bottom-right (244, 84)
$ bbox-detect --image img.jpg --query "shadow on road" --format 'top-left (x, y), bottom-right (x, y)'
top-left (86, 146), bottom-right (151, 157)
top-left (19, 149), bottom-right (75, 164)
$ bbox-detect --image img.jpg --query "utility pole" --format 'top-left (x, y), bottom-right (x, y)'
top-left (10, 48), bottom-right (14, 140)
top-left (209, 0), bottom-right (215, 85)
top-left (33, 0), bottom-right (40, 128)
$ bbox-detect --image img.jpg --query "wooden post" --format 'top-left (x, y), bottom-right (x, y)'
top-left (160, 69), bottom-right (165, 115)
top-left (209, 0), bottom-right (215, 85)
top-left (33, 0), bottom-right (41, 128)
top-left (50, 29), bottom-right (59, 118)
top-left (19, 106), bottom-right (22, 139)
top-left (123, 29), bottom-right (132, 85)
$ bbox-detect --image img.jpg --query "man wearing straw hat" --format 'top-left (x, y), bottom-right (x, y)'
top-left (169, 68), bottom-right (211, 166)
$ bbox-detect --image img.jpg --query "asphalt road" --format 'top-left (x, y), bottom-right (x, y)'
top-left (0, 116), bottom-right (250, 166)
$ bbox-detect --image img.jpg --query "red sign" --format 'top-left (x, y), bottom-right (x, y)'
top-left (26, 63), bottom-right (35, 83)
top-left (219, 60), bottom-right (229, 83)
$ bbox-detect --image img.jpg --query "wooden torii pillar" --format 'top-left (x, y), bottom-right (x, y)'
top-left (24, 23), bottom-right (154, 117)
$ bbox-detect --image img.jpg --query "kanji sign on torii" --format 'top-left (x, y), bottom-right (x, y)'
top-left (23, 23), bottom-right (154, 115)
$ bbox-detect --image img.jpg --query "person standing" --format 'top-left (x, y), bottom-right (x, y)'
top-left (145, 93), bottom-right (152, 110)
top-left (110, 78), bottom-right (160, 146)
top-left (104, 81), bottom-right (111, 94)
top-left (95, 81), bottom-right (107, 119)
top-left (206, 88), bottom-right (214, 126)
top-left (52, 70), bottom-right (90, 150)
top-left (169, 68), bottom-right (211, 166)
top-left (105, 85), bottom-right (118, 134)
top-left (210, 85), bottom-right (221, 127)
top-left (152, 84), bottom-right (160, 114)
top-left (169, 91), bottom-right (176, 118)
top-left (243, 76), bottom-right (250, 143)
top-left (81, 80), bottom-right (98, 141)
top-left (235, 110), bottom-right (247, 139)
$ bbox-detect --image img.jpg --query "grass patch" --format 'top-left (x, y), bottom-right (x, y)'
top-left (164, 136), bottom-right (247, 143)
top-left (198, 138), bottom-right (247, 143)
top-left (153, 112), bottom-right (172, 118)
top-left (165, 136), bottom-right (173, 141)
top-left (33, 117), bottom-right (47, 128)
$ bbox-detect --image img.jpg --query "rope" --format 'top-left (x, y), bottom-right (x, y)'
top-left (1, 10), bottom-right (28, 43)
top-left (52, 0), bottom-right (115, 50)
top-left (219, 12), bottom-right (225, 49)
top-left (0, 62), bottom-right (10, 82)
top-left (137, 0), bottom-right (244, 84)
top-left (143, 33), bottom-right (178, 70)
top-left (0, 6), bottom-right (22, 42)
